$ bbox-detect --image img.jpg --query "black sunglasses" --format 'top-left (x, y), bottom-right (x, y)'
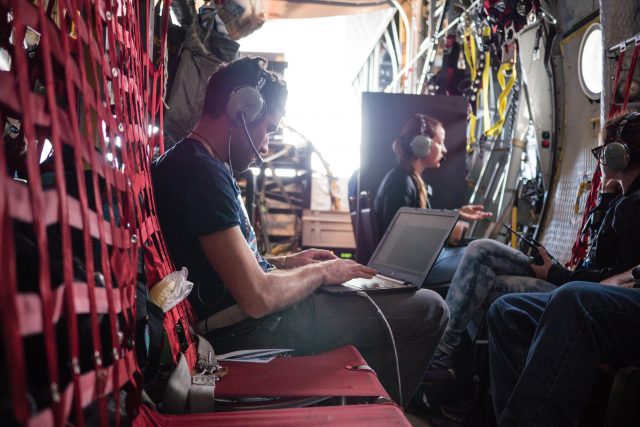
top-left (591, 145), bottom-right (606, 162)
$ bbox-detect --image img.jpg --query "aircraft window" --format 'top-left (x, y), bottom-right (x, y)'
top-left (578, 23), bottom-right (603, 101)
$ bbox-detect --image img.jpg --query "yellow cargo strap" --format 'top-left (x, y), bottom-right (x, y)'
top-left (484, 57), bottom-right (517, 137)
top-left (481, 26), bottom-right (492, 134)
top-left (464, 27), bottom-right (479, 153)
top-left (510, 206), bottom-right (518, 248)
top-left (481, 48), bottom-right (492, 133)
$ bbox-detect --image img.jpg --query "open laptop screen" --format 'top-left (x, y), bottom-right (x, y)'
top-left (368, 209), bottom-right (459, 285)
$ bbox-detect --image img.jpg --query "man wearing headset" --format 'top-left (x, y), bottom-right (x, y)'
top-left (152, 57), bottom-right (449, 406)
top-left (488, 111), bottom-right (640, 426)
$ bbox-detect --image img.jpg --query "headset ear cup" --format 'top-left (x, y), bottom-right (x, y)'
top-left (227, 86), bottom-right (265, 125)
top-left (410, 135), bottom-right (433, 158)
top-left (603, 142), bottom-right (630, 172)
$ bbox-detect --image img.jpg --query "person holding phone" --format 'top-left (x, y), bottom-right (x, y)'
top-left (423, 111), bottom-right (640, 384)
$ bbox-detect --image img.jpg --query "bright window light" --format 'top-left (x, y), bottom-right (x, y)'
top-left (39, 139), bottom-right (52, 164)
top-left (240, 10), bottom-right (393, 179)
top-left (578, 24), bottom-right (603, 100)
top-left (0, 48), bottom-right (11, 71)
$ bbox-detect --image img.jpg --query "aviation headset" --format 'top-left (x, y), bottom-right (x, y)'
top-left (226, 59), bottom-right (274, 125)
top-left (225, 59), bottom-right (278, 167)
top-left (405, 114), bottom-right (434, 158)
top-left (601, 111), bottom-right (640, 172)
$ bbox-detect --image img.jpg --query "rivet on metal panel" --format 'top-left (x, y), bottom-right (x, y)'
top-left (106, 11), bottom-right (112, 20)
top-left (131, 234), bottom-right (138, 244)
top-left (118, 122), bottom-right (124, 132)
top-left (72, 357), bottom-right (81, 375)
top-left (95, 272), bottom-right (105, 287)
top-left (112, 67), bottom-right (119, 77)
top-left (50, 382), bottom-right (60, 403)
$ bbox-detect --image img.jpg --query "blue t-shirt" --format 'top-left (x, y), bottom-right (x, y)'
top-left (152, 138), bottom-right (273, 319)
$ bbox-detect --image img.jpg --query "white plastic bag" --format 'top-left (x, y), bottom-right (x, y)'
top-left (149, 267), bottom-right (194, 312)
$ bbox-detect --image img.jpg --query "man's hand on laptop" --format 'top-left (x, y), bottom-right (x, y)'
top-left (270, 248), bottom-right (338, 269)
top-left (287, 249), bottom-right (339, 268)
top-left (320, 259), bottom-right (377, 286)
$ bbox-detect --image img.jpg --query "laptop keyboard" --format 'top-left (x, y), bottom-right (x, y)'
top-left (344, 276), bottom-right (408, 290)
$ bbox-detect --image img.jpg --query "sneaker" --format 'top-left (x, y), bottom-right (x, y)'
top-left (423, 357), bottom-right (456, 383)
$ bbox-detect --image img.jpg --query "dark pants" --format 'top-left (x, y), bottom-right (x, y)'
top-left (206, 289), bottom-right (449, 407)
top-left (489, 282), bottom-right (640, 426)
top-left (423, 245), bottom-right (466, 286)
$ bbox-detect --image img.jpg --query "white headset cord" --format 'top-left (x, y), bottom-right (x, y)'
top-left (227, 122), bottom-right (234, 176)
top-left (355, 290), bottom-right (403, 407)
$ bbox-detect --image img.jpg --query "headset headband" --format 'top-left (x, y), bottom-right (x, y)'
top-left (415, 114), bottom-right (427, 137)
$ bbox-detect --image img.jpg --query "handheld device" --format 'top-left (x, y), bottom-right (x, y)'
top-left (633, 266), bottom-right (640, 289)
top-left (502, 224), bottom-right (559, 266)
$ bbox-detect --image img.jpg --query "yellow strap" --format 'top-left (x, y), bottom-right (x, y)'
top-left (463, 28), bottom-right (477, 79)
top-left (467, 113), bottom-right (477, 153)
top-left (481, 53), bottom-right (492, 132)
top-left (484, 59), bottom-right (517, 137)
top-left (464, 28), bottom-right (478, 152)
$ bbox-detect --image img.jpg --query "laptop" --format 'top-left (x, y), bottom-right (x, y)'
top-left (321, 207), bottom-right (460, 295)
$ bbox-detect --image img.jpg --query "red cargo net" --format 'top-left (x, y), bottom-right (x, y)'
top-left (0, 0), bottom-right (196, 424)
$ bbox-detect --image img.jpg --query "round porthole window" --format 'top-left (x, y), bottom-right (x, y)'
top-left (578, 23), bottom-right (603, 100)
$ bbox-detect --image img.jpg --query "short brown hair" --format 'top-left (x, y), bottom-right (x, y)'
top-left (202, 56), bottom-right (288, 119)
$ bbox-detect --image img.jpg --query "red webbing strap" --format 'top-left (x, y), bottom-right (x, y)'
top-left (622, 42), bottom-right (640, 112)
top-left (62, 2), bottom-right (110, 422)
top-left (28, 350), bottom-right (138, 427)
top-left (0, 133), bottom-right (30, 425)
top-left (609, 49), bottom-right (626, 118)
top-left (36, 0), bottom-right (84, 421)
top-left (567, 167), bottom-right (601, 268)
top-left (10, 3), bottom-right (62, 425)
top-left (1, 0), bottom-right (153, 422)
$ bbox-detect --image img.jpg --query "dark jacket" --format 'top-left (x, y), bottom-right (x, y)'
top-left (374, 166), bottom-right (426, 234)
top-left (548, 175), bottom-right (640, 285)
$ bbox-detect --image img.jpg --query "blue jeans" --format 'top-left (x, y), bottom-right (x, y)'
top-left (423, 246), bottom-right (466, 286)
top-left (489, 282), bottom-right (640, 426)
top-left (434, 239), bottom-right (555, 359)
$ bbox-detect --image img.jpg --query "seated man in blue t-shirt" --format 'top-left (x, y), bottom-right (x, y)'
top-left (152, 56), bottom-right (449, 406)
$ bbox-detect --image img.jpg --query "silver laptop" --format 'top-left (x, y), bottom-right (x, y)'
top-left (321, 207), bottom-right (459, 295)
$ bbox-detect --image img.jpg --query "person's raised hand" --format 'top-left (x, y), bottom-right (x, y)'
top-left (458, 204), bottom-right (493, 222)
top-left (320, 259), bottom-right (376, 286)
top-left (284, 248), bottom-right (338, 268)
